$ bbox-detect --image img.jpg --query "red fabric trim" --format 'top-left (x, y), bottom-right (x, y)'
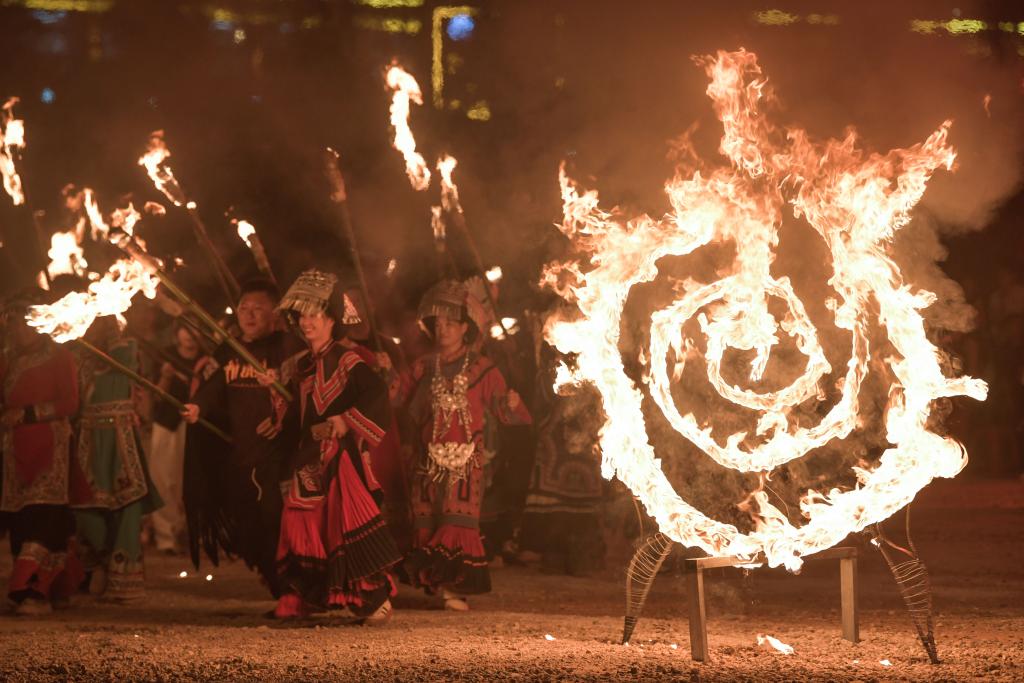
top-left (342, 407), bottom-right (385, 447)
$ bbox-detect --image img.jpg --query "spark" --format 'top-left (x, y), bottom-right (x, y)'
top-left (757, 634), bottom-right (794, 655)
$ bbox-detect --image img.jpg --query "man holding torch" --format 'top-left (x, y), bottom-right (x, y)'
top-left (181, 278), bottom-right (304, 599)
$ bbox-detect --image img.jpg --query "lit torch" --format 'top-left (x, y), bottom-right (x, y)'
top-left (137, 130), bottom-right (239, 305)
top-left (45, 231), bottom-right (88, 279)
top-left (385, 63), bottom-right (431, 191)
top-left (233, 218), bottom-right (277, 285)
top-left (26, 273), bottom-right (230, 443)
top-left (0, 97), bottom-right (25, 206)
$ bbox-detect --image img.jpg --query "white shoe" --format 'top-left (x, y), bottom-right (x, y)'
top-left (364, 599), bottom-right (393, 625)
top-left (441, 590), bottom-right (469, 612)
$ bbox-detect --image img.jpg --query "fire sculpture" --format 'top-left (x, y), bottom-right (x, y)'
top-left (542, 49), bottom-right (987, 572)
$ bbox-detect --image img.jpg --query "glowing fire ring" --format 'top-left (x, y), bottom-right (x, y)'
top-left (544, 50), bottom-right (987, 570)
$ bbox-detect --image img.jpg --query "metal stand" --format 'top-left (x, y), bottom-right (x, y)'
top-left (684, 546), bottom-right (859, 662)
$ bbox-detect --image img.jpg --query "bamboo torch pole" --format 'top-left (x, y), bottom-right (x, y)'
top-left (115, 237), bottom-right (293, 402)
top-left (322, 148), bottom-right (383, 352)
top-left (74, 338), bottom-right (231, 443)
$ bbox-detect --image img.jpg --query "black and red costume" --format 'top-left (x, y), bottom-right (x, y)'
top-left (184, 329), bottom-right (303, 595)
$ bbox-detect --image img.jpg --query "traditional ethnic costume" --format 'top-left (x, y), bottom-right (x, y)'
top-left (519, 354), bottom-right (605, 575)
top-left (404, 281), bottom-right (531, 604)
top-left (1, 299), bottom-right (83, 613)
top-left (184, 326), bottom-right (303, 597)
top-left (273, 270), bottom-right (401, 620)
top-left (73, 336), bottom-right (161, 601)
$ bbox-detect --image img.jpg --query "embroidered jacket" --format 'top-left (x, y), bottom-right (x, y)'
top-left (1, 342), bottom-right (79, 512)
top-left (73, 339), bottom-right (150, 510)
top-left (408, 350), bottom-right (532, 461)
top-left (287, 341), bottom-right (391, 503)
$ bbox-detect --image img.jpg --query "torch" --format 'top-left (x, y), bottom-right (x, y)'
top-left (436, 155), bottom-right (510, 337)
top-left (232, 217), bottom-right (278, 286)
top-left (74, 338), bottom-right (231, 443)
top-left (138, 131), bottom-right (240, 306)
top-left (115, 235), bottom-right (293, 402)
top-left (322, 148), bottom-right (384, 352)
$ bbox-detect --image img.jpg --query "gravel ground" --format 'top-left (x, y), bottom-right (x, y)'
top-left (1, 478), bottom-right (1021, 682)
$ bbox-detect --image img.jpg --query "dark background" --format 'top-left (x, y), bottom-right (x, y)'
top-left (1, 0), bottom-right (1022, 474)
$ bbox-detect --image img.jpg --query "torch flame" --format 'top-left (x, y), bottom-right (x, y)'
top-left (138, 131), bottom-right (185, 206)
top-left (83, 189), bottom-right (109, 240)
top-left (46, 231), bottom-right (88, 278)
top-left (0, 97), bottom-right (26, 206)
top-left (542, 49), bottom-right (987, 570)
top-left (27, 259), bottom-right (159, 343)
top-left (437, 154), bottom-right (460, 211)
top-left (385, 63), bottom-right (432, 191)
top-left (485, 266), bottom-right (503, 283)
top-left (235, 219), bottom-right (256, 248)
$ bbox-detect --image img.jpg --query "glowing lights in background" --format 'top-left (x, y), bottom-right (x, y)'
top-left (466, 101), bottom-right (491, 121)
top-left (432, 6), bottom-right (478, 109)
top-left (753, 10), bottom-right (839, 26)
top-left (446, 13), bottom-right (475, 40)
top-left (352, 0), bottom-right (424, 7)
top-left (40, 87), bottom-right (56, 104)
top-left (912, 19), bottom-right (990, 35)
top-left (353, 16), bottom-right (422, 34)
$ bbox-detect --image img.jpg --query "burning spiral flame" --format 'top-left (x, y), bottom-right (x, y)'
top-left (0, 97), bottom-right (26, 206)
top-left (385, 64), bottom-right (432, 191)
top-left (543, 50), bottom-right (987, 571)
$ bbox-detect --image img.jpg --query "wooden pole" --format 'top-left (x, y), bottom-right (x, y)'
top-left (74, 338), bottom-right (231, 443)
top-left (186, 206), bottom-right (240, 306)
top-left (115, 237), bottom-right (293, 402)
top-left (322, 148), bottom-right (383, 352)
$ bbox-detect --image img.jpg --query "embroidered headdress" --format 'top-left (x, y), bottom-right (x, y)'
top-left (278, 269), bottom-right (360, 324)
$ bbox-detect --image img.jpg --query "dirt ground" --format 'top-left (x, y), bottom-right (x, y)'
top-left (0, 478), bottom-right (1021, 682)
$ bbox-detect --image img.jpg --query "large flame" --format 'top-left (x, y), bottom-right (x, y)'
top-left (0, 97), bottom-right (26, 206)
top-left (385, 63), bottom-right (432, 191)
top-left (27, 258), bottom-right (159, 343)
top-left (543, 49), bottom-right (987, 570)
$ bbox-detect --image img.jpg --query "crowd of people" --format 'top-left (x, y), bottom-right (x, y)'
top-left (0, 267), bottom-right (607, 622)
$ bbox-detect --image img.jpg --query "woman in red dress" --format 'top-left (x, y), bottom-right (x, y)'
top-left (404, 280), bottom-right (531, 611)
top-left (270, 270), bottom-right (401, 622)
